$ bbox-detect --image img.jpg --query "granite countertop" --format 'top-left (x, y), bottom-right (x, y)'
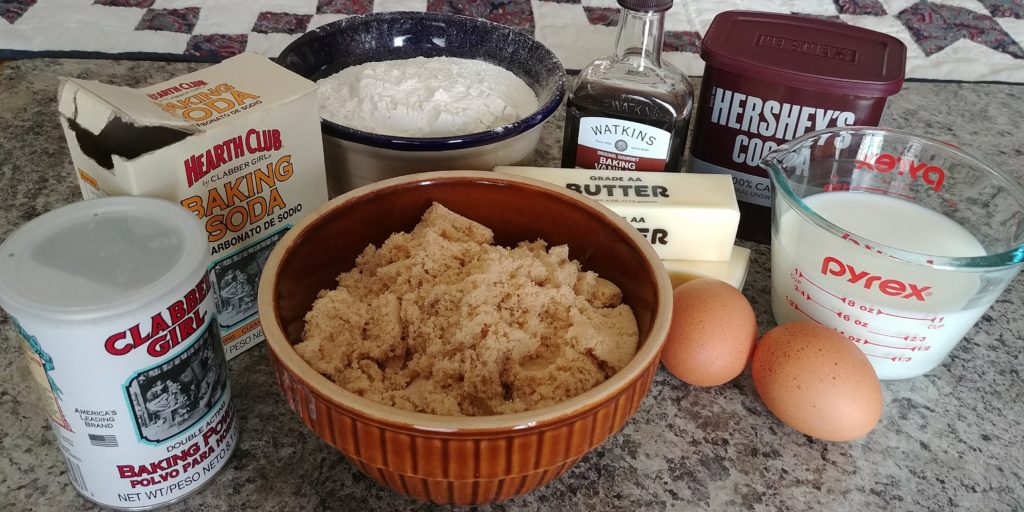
top-left (2, 59), bottom-right (1023, 511)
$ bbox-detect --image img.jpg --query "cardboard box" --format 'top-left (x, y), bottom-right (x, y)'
top-left (58, 53), bottom-right (328, 359)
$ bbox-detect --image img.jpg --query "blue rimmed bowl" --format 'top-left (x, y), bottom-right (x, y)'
top-left (276, 12), bottom-right (566, 196)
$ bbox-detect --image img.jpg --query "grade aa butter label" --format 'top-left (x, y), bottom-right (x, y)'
top-left (574, 117), bottom-right (671, 171)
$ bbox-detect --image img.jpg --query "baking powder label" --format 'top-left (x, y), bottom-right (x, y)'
top-left (575, 117), bottom-right (670, 171)
top-left (14, 273), bottom-right (237, 509)
top-left (19, 321), bottom-right (73, 431)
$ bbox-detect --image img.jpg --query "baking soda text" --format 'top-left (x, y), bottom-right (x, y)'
top-left (180, 150), bottom-right (295, 243)
top-left (158, 83), bottom-right (260, 123)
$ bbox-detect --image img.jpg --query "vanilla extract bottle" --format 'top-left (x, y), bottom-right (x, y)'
top-left (562, 0), bottom-right (693, 172)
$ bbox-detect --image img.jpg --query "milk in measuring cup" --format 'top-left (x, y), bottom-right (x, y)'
top-left (772, 191), bottom-right (987, 379)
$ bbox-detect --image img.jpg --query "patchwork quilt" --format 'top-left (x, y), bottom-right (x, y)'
top-left (2, 0), bottom-right (1024, 81)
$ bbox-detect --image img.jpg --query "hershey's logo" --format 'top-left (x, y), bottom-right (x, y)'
top-left (709, 88), bottom-right (856, 141)
top-left (820, 256), bottom-right (932, 301)
top-left (755, 33), bottom-right (857, 62)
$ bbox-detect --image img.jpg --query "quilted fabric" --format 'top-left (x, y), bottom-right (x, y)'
top-left (2, 0), bottom-right (1024, 81)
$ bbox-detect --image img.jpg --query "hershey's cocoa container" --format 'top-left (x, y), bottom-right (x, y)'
top-left (688, 11), bottom-right (906, 243)
top-left (0, 197), bottom-right (237, 509)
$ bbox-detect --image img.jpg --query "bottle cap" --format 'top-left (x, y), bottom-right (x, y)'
top-left (617, 0), bottom-right (673, 13)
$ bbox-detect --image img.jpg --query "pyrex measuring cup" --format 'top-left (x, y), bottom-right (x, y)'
top-left (761, 127), bottom-right (1024, 380)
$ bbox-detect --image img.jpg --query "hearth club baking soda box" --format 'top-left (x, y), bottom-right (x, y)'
top-left (57, 53), bottom-right (328, 360)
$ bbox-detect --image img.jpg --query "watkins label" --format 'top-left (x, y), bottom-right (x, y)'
top-left (575, 117), bottom-right (671, 171)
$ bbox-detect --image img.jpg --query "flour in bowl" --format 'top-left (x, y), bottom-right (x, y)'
top-left (317, 57), bottom-right (539, 137)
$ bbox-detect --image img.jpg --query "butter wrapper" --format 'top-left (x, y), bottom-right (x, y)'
top-left (495, 166), bottom-right (739, 261)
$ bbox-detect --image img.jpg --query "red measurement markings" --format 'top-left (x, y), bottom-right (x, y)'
top-left (864, 353), bottom-right (913, 363)
top-left (788, 296), bottom-right (832, 325)
top-left (867, 331), bottom-right (929, 343)
top-left (864, 339), bottom-right (930, 352)
top-left (787, 296), bottom-right (821, 322)
top-left (851, 186), bottom-right (915, 200)
top-left (788, 310), bottom-right (918, 363)
top-left (868, 330), bottom-right (903, 338)
top-left (795, 269), bottom-right (843, 301)
top-left (834, 311), bottom-right (871, 327)
top-left (844, 332), bottom-right (929, 352)
top-left (796, 288), bottom-right (843, 315)
top-left (876, 308), bottom-right (942, 324)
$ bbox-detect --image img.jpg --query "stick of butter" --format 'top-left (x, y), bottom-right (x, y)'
top-left (496, 166), bottom-right (740, 261)
top-left (663, 246), bottom-right (751, 290)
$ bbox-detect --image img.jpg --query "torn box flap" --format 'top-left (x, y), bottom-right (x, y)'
top-left (139, 53), bottom-right (317, 131)
top-left (58, 78), bottom-right (197, 135)
top-left (57, 53), bottom-right (317, 136)
top-left (58, 79), bottom-right (192, 172)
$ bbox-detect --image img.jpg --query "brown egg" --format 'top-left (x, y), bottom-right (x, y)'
top-left (751, 321), bottom-right (882, 442)
top-left (660, 278), bottom-right (757, 387)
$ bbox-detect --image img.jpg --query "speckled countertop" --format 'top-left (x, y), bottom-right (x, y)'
top-left (2, 59), bottom-right (1024, 511)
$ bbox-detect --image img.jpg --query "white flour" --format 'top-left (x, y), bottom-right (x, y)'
top-left (317, 57), bottom-right (539, 137)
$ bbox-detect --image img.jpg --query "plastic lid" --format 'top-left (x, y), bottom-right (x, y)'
top-left (618, 0), bottom-right (673, 12)
top-left (700, 11), bottom-right (907, 97)
top-left (0, 196), bottom-right (208, 323)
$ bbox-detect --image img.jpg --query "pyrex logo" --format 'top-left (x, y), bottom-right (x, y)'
top-left (820, 256), bottom-right (932, 301)
top-left (854, 153), bottom-right (946, 192)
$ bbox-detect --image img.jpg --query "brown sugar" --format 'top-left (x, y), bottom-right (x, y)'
top-left (296, 203), bottom-right (639, 416)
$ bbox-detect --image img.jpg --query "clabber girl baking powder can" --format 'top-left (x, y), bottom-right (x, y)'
top-left (0, 196), bottom-right (237, 509)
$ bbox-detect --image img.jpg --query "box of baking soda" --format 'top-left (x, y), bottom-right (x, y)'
top-left (57, 53), bottom-right (327, 359)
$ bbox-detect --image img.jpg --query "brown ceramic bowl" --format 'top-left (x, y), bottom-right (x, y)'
top-left (258, 170), bottom-right (672, 505)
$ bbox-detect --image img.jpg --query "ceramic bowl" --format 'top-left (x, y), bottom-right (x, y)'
top-left (258, 171), bottom-right (672, 505)
top-left (276, 12), bottom-right (566, 196)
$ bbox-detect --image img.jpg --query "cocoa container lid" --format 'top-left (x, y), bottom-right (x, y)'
top-left (700, 11), bottom-right (907, 97)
